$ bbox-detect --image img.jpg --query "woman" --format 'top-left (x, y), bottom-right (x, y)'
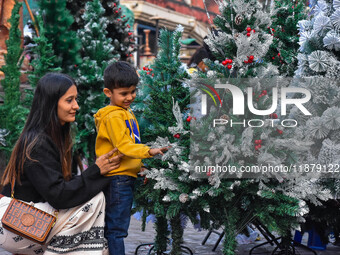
top-left (0, 73), bottom-right (122, 254)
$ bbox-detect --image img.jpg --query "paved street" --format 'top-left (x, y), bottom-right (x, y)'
top-left (126, 216), bottom-right (340, 255)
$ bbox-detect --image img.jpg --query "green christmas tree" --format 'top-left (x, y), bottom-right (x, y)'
top-left (66, 0), bottom-right (135, 61)
top-left (74, 0), bottom-right (116, 164)
top-left (66, 0), bottom-right (88, 31)
top-left (133, 26), bottom-right (192, 254)
top-left (38, 0), bottom-right (82, 71)
top-left (102, 0), bottom-right (136, 61)
top-left (185, 0), bottom-right (331, 253)
top-left (0, 0), bottom-right (29, 157)
top-left (24, 16), bottom-right (61, 106)
top-left (266, 0), bottom-right (307, 76)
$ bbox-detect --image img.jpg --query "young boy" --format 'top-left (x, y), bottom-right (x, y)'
top-left (94, 61), bottom-right (167, 255)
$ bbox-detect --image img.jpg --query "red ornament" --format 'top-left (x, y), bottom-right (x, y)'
top-left (227, 65), bottom-right (232, 69)
top-left (130, 54), bottom-right (133, 57)
top-left (119, 7), bottom-right (121, 10)
top-left (146, 67), bottom-right (149, 71)
top-left (252, 29), bottom-right (255, 33)
top-left (114, 3), bottom-right (117, 7)
top-left (115, 10), bottom-right (119, 13)
top-left (186, 116), bottom-right (192, 122)
top-left (117, 19), bottom-right (121, 21)
top-left (262, 90), bottom-right (267, 95)
top-left (127, 24), bottom-right (131, 28)
top-left (152, 73), bottom-right (154, 77)
top-left (143, 177), bottom-right (148, 185)
top-left (174, 134), bottom-right (180, 139)
top-left (147, 72), bottom-right (150, 75)
top-left (249, 55), bottom-right (254, 60)
top-left (246, 27), bottom-right (252, 32)
top-left (244, 60), bottom-right (249, 64)
top-left (272, 57), bottom-right (275, 60)
top-left (277, 129), bottom-right (283, 134)
top-left (128, 32), bottom-right (133, 36)
top-left (143, 67), bottom-right (146, 71)
top-left (247, 32), bottom-right (251, 37)
top-left (227, 59), bottom-right (233, 64)
top-left (270, 113), bottom-right (278, 119)
top-left (222, 60), bottom-right (227, 66)
top-left (278, 53), bottom-right (281, 56)
top-left (149, 68), bottom-right (153, 71)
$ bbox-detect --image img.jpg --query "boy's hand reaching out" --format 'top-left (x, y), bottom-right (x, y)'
top-left (148, 146), bottom-right (170, 156)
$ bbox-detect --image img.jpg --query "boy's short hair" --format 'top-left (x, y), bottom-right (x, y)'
top-left (104, 61), bottom-right (139, 90)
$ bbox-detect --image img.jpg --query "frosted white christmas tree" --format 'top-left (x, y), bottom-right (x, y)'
top-left (294, 0), bottom-right (340, 168)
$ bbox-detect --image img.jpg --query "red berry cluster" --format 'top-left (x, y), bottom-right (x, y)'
top-left (174, 133), bottom-right (180, 139)
top-left (277, 129), bottom-right (283, 135)
top-left (246, 27), bottom-right (255, 37)
top-left (222, 58), bottom-right (233, 69)
top-left (268, 27), bottom-right (275, 36)
top-left (142, 66), bottom-right (154, 76)
top-left (186, 116), bottom-right (196, 122)
top-left (272, 52), bottom-right (283, 64)
top-left (254, 139), bottom-right (262, 150)
top-left (269, 113), bottom-right (278, 119)
top-left (244, 55), bottom-right (254, 64)
top-left (258, 90), bottom-right (267, 99)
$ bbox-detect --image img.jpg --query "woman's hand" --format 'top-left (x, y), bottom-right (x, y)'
top-left (95, 148), bottom-right (124, 175)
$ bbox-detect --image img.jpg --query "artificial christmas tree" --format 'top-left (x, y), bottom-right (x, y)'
top-left (184, 0), bottom-right (332, 253)
top-left (133, 26), bottom-right (192, 255)
top-left (102, 0), bottom-right (135, 61)
top-left (24, 16), bottom-right (61, 106)
top-left (38, 0), bottom-right (81, 72)
top-left (266, 0), bottom-right (307, 76)
top-left (66, 0), bottom-right (135, 61)
top-left (66, 0), bottom-right (88, 31)
top-left (293, 0), bottom-right (340, 244)
top-left (0, 0), bottom-right (29, 158)
top-left (74, 0), bottom-right (116, 164)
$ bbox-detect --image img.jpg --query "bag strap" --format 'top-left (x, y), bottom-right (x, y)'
top-left (10, 176), bottom-right (15, 199)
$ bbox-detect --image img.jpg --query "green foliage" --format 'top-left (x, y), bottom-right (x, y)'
top-left (103, 0), bottom-right (136, 61)
top-left (133, 28), bottom-right (190, 254)
top-left (38, 0), bottom-right (82, 72)
top-left (66, 0), bottom-right (135, 61)
top-left (265, 0), bottom-right (307, 76)
top-left (0, 0), bottom-right (29, 158)
top-left (24, 16), bottom-right (61, 107)
top-left (74, 0), bottom-right (116, 163)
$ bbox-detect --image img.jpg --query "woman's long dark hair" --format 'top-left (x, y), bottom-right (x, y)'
top-left (1, 73), bottom-right (76, 185)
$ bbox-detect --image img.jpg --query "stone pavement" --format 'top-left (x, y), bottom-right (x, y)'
top-left (126, 216), bottom-right (340, 255)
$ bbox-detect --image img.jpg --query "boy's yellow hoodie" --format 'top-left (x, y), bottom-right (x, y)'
top-left (94, 105), bottom-right (151, 177)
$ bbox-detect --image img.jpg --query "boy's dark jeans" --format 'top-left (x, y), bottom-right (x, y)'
top-left (104, 175), bottom-right (136, 255)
